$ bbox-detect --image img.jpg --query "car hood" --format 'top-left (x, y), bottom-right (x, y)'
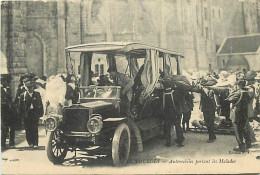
top-left (65, 100), bottom-right (117, 119)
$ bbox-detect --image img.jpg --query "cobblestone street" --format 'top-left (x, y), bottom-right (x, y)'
top-left (2, 104), bottom-right (260, 174)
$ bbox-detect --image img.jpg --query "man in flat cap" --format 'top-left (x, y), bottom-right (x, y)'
top-left (19, 79), bottom-right (43, 148)
top-left (107, 67), bottom-right (134, 116)
top-left (227, 79), bottom-right (251, 152)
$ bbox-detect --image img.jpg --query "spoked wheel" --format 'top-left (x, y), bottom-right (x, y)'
top-left (112, 123), bottom-right (131, 167)
top-left (47, 128), bottom-right (67, 164)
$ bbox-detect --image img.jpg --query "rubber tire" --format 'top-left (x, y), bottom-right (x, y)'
top-left (46, 129), bottom-right (67, 164)
top-left (112, 123), bottom-right (131, 167)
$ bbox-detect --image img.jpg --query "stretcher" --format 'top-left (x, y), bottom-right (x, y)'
top-left (189, 127), bottom-right (234, 135)
top-left (190, 119), bottom-right (234, 135)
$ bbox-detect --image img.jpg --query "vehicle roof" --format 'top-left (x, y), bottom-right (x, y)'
top-left (65, 42), bottom-right (184, 57)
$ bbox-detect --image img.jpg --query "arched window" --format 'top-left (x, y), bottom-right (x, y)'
top-left (91, 55), bottom-right (108, 77)
top-left (95, 64), bottom-right (105, 76)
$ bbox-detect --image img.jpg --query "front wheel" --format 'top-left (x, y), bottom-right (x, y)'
top-left (112, 123), bottom-right (131, 167)
top-left (46, 128), bottom-right (67, 164)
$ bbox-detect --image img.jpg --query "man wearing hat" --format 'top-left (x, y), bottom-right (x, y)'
top-left (227, 79), bottom-right (251, 152)
top-left (19, 78), bottom-right (43, 148)
top-left (64, 74), bottom-right (79, 106)
top-left (35, 78), bottom-right (47, 115)
top-left (1, 74), bottom-right (16, 148)
top-left (107, 67), bottom-right (134, 116)
top-left (157, 71), bottom-right (187, 147)
top-left (244, 71), bottom-right (257, 143)
top-left (14, 74), bottom-right (28, 128)
top-left (199, 86), bottom-right (217, 143)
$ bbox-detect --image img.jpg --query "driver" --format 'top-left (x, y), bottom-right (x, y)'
top-left (107, 67), bottom-right (134, 116)
top-left (107, 67), bottom-right (134, 102)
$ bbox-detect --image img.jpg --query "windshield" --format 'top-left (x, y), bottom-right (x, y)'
top-left (80, 86), bottom-right (120, 99)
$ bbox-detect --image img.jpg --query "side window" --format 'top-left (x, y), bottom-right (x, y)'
top-left (158, 52), bottom-right (164, 74)
top-left (137, 58), bottom-right (144, 67)
top-left (165, 54), bottom-right (177, 75)
top-left (115, 55), bottom-right (130, 76)
top-left (131, 57), bottom-right (145, 79)
top-left (68, 52), bottom-right (81, 77)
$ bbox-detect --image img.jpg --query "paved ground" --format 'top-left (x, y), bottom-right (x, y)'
top-left (2, 99), bottom-right (260, 174)
top-left (1, 124), bottom-right (260, 174)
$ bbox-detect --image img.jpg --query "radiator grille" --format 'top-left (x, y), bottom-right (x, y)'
top-left (63, 108), bottom-right (89, 132)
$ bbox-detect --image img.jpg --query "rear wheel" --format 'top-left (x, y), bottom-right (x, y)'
top-left (112, 123), bottom-right (131, 167)
top-left (47, 128), bottom-right (67, 164)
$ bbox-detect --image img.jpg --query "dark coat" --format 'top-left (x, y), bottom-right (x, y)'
top-left (218, 89), bottom-right (230, 116)
top-left (172, 89), bottom-right (187, 116)
top-left (65, 84), bottom-right (79, 104)
top-left (1, 86), bottom-right (16, 122)
top-left (14, 84), bottom-right (26, 105)
top-left (183, 92), bottom-right (194, 112)
top-left (200, 88), bottom-right (216, 115)
top-left (1, 86), bottom-right (12, 107)
top-left (227, 89), bottom-right (250, 123)
top-left (19, 91), bottom-right (43, 119)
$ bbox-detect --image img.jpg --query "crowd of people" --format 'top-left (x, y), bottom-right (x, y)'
top-left (206, 70), bottom-right (259, 152)
top-left (226, 71), bottom-right (260, 153)
top-left (1, 68), bottom-right (260, 159)
top-left (1, 73), bottom-right (44, 148)
top-left (1, 72), bottom-right (78, 149)
top-left (162, 69), bottom-right (260, 155)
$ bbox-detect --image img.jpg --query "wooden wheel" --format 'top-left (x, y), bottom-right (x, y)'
top-left (112, 123), bottom-right (131, 167)
top-left (46, 128), bottom-right (67, 164)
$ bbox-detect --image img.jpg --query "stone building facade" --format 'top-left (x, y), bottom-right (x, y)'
top-left (1, 0), bottom-right (259, 97)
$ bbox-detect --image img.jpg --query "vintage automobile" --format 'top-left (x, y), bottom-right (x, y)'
top-left (44, 42), bottom-right (184, 166)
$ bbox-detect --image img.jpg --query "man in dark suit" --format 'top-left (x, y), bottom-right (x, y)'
top-left (227, 79), bottom-right (251, 152)
top-left (200, 87), bottom-right (217, 143)
top-left (162, 87), bottom-right (185, 147)
top-left (19, 79), bottom-right (43, 148)
top-left (1, 74), bottom-right (16, 148)
top-left (14, 75), bottom-right (27, 128)
top-left (159, 73), bottom-right (186, 147)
